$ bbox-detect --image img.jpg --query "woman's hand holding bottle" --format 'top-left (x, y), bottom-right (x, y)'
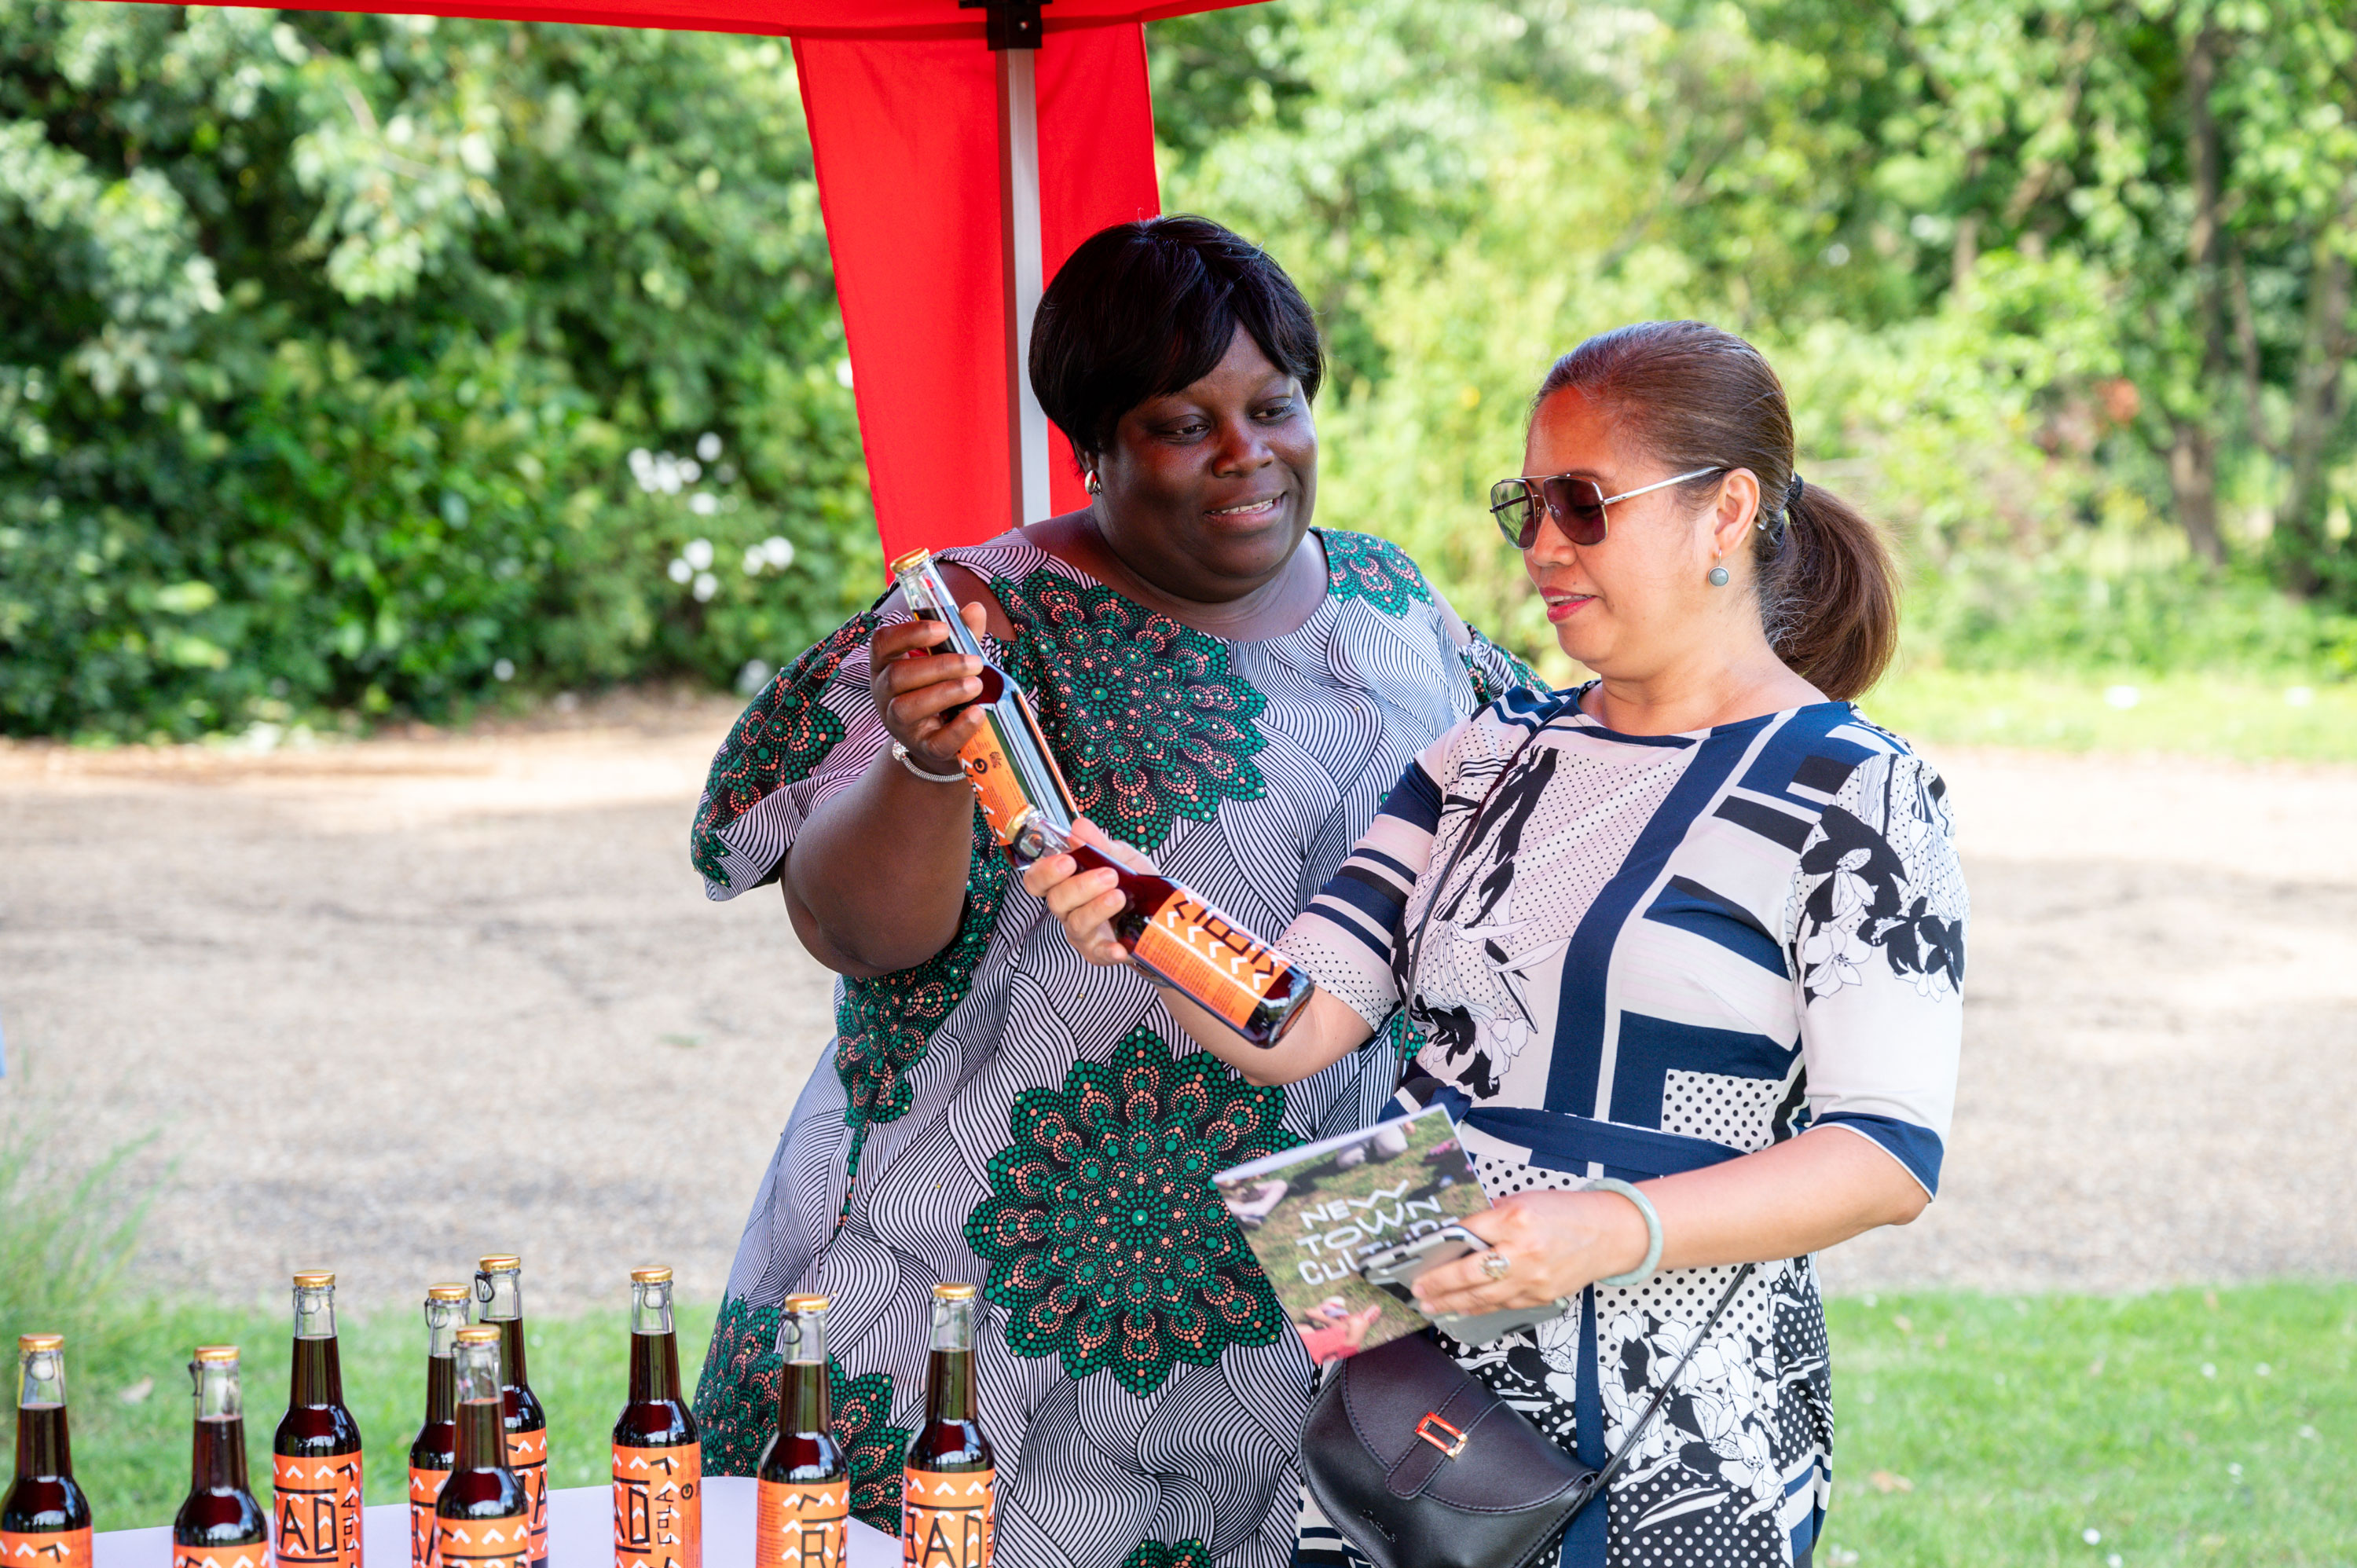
top-left (1020, 818), bottom-right (1159, 965)
top-left (867, 601), bottom-right (993, 776)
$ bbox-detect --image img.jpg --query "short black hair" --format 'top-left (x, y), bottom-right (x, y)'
top-left (1029, 215), bottom-right (1325, 461)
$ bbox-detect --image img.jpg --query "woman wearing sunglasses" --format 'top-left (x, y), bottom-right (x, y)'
top-left (684, 216), bottom-right (1535, 1566)
top-left (1028, 320), bottom-right (1965, 1568)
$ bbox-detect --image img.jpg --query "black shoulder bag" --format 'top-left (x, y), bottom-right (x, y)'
top-left (1299, 707), bottom-right (1756, 1568)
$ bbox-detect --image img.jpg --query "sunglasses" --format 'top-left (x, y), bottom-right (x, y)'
top-left (1487, 466), bottom-right (1727, 550)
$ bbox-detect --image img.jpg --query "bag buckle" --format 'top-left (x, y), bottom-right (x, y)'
top-left (1415, 1412), bottom-right (1467, 1460)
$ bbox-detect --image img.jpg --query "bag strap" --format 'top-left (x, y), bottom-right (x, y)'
top-left (1576, 1261), bottom-right (1758, 1507)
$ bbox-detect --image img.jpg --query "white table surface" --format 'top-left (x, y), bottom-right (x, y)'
top-left (90, 1476), bottom-right (896, 1568)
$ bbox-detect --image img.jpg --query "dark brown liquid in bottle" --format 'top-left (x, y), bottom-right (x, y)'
top-left (611, 1327), bottom-right (695, 1449)
top-left (2, 1403), bottom-right (91, 1535)
top-left (492, 1320), bottom-right (548, 1442)
top-left (437, 1401), bottom-right (525, 1522)
top-left (174, 1416), bottom-right (268, 1548)
top-left (275, 1335), bottom-right (364, 1462)
top-left (904, 1349), bottom-right (992, 1475)
top-left (756, 1361), bottom-right (842, 1486)
top-left (411, 1352), bottom-right (457, 1473)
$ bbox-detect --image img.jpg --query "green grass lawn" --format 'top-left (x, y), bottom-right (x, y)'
top-left (30, 1284), bottom-right (2353, 1563)
top-left (1868, 669), bottom-right (2357, 763)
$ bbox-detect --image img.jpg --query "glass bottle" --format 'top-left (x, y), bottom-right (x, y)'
top-left (409, 1284), bottom-right (472, 1568)
top-left (610, 1267), bottom-right (699, 1568)
top-left (900, 1283), bottom-right (992, 1568)
top-left (472, 1256), bottom-right (548, 1568)
top-left (434, 1328), bottom-right (528, 1568)
top-left (2, 1333), bottom-right (92, 1568)
top-left (891, 548), bottom-right (1312, 1046)
top-left (172, 1346), bottom-right (268, 1568)
top-left (753, 1296), bottom-right (845, 1568)
top-left (273, 1270), bottom-right (365, 1568)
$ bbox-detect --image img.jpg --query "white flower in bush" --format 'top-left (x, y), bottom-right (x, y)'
top-left (667, 558), bottom-right (692, 584)
top-left (692, 572), bottom-right (718, 603)
top-left (690, 493), bottom-right (717, 516)
top-left (684, 537), bottom-right (714, 570)
top-left (697, 432), bottom-right (723, 462)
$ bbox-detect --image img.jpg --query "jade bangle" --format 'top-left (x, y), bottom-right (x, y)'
top-left (1588, 1177), bottom-right (1663, 1288)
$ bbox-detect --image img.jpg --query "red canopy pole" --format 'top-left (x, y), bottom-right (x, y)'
top-left (996, 39), bottom-right (1053, 532)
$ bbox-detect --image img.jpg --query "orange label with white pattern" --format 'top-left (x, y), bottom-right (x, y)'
top-left (274, 1452), bottom-right (365, 1568)
top-left (171, 1544), bottom-right (266, 1568)
top-left (900, 1468), bottom-right (992, 1568)
top-left (502, 1430), bottom-right (548, 1568)
top-left (755, 1478), bottom-right (848, 1568)
top-left (612, 1443), bottom-right (700, 1568)
top-left (1132, 888), bottom-right (1292, 1029)
top-left (955, 713), bottom-right (1037, 845)
top-left (409, 1467), bottom-right (449, 1568)
top-left (435, 1514), bottom-right (527, 1568)
top-left (2, 1527), bottom-right (91, 1568)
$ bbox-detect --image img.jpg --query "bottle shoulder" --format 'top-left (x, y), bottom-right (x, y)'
top-left (610, 1401), bottom-right (698, 1448)
top-left (2, 1474), bottom-right (93, 1531)
top-left (273, 1405), bottom-right (363, 1453)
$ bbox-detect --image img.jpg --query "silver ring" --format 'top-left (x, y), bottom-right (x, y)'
top-left (1480, 1251), bottom-right (1511, 1281)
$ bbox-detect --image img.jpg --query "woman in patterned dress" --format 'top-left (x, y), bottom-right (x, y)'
top-left (1030, 321), bottom-right (1967, 1568)
top-left (687, 215), bottom-right (1533, 1568)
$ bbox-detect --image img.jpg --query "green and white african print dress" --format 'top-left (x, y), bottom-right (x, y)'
top-left (686, 529), bottom-right (1534, 1568)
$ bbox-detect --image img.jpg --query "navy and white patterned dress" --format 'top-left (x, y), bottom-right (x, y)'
top-left (684, 529), bottom-right (1535, 1568)
top-left (1280, 686), bottom-right (1967, 1568)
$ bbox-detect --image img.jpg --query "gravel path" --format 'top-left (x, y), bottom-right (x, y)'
top-left (2, 694), bottom-right (2351, 1313)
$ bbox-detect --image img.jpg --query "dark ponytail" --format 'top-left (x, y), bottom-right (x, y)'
top-left (1534, 321), bottom-right (1898, 702)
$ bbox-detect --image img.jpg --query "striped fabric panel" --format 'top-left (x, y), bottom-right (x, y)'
top-left (1277, 751), bottom-right (1450, 1030)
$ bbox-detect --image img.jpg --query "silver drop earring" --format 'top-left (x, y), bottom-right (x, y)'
top-left (1708, 562), bottom-right (1730, 587)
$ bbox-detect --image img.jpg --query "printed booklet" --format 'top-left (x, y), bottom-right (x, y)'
top-left (1213, 1103), bottom-right (1486, 1363)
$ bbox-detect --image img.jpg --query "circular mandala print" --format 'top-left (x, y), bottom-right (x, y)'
top-left (964, 1027), bottom-right (1299, 1397)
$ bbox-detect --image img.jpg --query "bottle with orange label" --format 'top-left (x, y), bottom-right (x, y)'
top-left (409, 1284), bottom-right (473, 1568)
top-left (900, 1283), bottom-right (992, 1568)
top-left (2, 1332), bottom-right (92, 1568)
top-left (273, 1270), bottom-right (365, 1568)
top-left (472, 1256), bottom-right (549, 1568)
top-left (891, 548), bottom-right (1314, 1047)
top-left (754, 1295), bottom-right (845, 1568)
top-left (172, 1346), bottom-right (269, 1568)
top-left (610, 1266), bottom-right (699, 1568)
top-left (435, 1328), bottom-right (529, 1568)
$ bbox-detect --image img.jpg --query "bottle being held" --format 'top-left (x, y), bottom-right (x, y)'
top-left (891, 548), bottom-right (1313, 1047)
top-left (2, 1333), bottom-right (93, 1568)
top-left (173, 1347), bottom-right (269, 1568)
top-left (435, 1328), bottom-right (528, 1568)
top-left (472, 1256), bottom-right (548, 1568)
top-left (409, 1284), bottom-right (472, 1568)
top-left (611, 1268), bottom-right (699, 1568)
top-left (753, 1296), bottom-right (845, 1568)
top-left (900, 1284), bottom-right (992, 1568)
top-left (273, 1271), bottom-right (365, 1568)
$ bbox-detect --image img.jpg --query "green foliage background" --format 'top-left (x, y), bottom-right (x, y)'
top-left (5, 0), bottom-right (2357, 739)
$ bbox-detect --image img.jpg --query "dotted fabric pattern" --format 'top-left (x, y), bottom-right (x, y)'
top-left (1659, 1071), bottom-right (1788, 1152)
top-left (965, 1027), bottom-right (1301, 1397)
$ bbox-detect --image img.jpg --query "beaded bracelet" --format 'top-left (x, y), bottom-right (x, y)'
top-left (1587, 1177), bottom-right (1664, 1288)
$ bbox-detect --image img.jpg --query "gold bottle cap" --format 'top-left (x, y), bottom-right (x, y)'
top-left (453, 1325), bottom-right (500, 1345)
top-left (784, 1294), bottom-right (831, 1313)
top-left (630, 1266), bottom-right (673, 1284)
top-left (426, 1283), bottom-right (471, 1302)
top-left (193, 1345), bottom-right (239, 1363)
top-left (478, 1254), bottom-right (522, 1273)
top-left (17, 1333), bottom-right (64, 1353)
top-left (291, 1269), bottom-right (335, 1288)
top-left (888, 547), bottom-right (933, 576)
top-left (933, 1282), bottom-right (977, 1302)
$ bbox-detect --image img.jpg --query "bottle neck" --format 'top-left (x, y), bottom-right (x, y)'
top-left (779, 1358), bottom-right (830, 1437)
top-left (922, 1348), bottom-right (975, 1426)
top-left (290, 1334), bottom-right (345, 1409)
top-left (495, 1318), bottom-right (530, 1390)
top-left (453, 1399), bottom-right (508, 1475)
top-left (192, 1414), bottom-right (249, 1493)
top-left (14, 1404), bottom-right (71, 1480)
top-left (626, 1329), bottom-right (680, 1406)
top-left (423, 1354), bottom-right (456, 1425)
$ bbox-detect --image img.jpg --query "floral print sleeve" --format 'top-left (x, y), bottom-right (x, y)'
top-left (1789, 749), bottom-right (1967, 1197)
top-left (689, 608), bottom-right (889, 898)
